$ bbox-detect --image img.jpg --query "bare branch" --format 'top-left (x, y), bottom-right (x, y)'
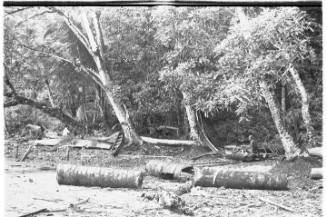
top-left (49, 7), bottom-right (92, 54)
top-left (18, 42), bottom-right (104, 90)
top-left (5, 7), bottom-right (31, 16)
top-left (15, 9), bottom-right (55, 27)
top-left (19, 43), bottom-right (73, 64)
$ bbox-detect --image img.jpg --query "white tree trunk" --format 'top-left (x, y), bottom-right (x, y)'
top-left (289, 66), bottom-right (315, 147)
top-left (259, 81), bottom-right (301, 159)
top-left (281, 82), bottom-right (286, 118)
top-left (79, 11), bottom-right (141, 144)
top-left (182, 92), bottom-right (202, 145)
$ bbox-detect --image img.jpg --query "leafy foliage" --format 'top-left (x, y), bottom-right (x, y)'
top-left (4, 7), bottom-right (322, 146)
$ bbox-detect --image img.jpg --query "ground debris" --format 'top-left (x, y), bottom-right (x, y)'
top-left (259, 197), bottom-right (295, 212)
top-left (18, 198), bottom-right (90, 217)
top-left (141, 190), bottom-right (194, 216)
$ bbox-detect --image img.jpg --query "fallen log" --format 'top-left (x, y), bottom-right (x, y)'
top-left (310, 168), bottom-right (323, 179)
top-left (56, 139), bottom-right (113, 150)
top-left (29, 138), bottom-right (113, 150)
top-left (31, 138), bottom-right (64, 146)
top-left (56, 164), bottom-right (144, 188)
top-left (308, 147), bottom-right (322, 158)
top-left (145, 160), bottom-right (193, 180)
top-left (141, 136), bottom-right (196, 146)
top-left (192, 150), bottom-right (254, 162)
top-left (193, 167), bottom-right (288, 190)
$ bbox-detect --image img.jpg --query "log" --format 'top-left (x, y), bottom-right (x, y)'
top-left (146, 160), bottom-right (194, 180)
top-left (310, 168), bottom-right (323, 179)
top-left (30, 138), bottom-right (113, 150)
top-left (194, 167), bottom-right (288, 190)
top-left (141, 136), bottom-right (196, 146)
top-left (32, 132), bottom-right (121, 148)
top-left (57, 139), bottom-right (113, 150)
top-left (192, 150), bottom-right (253, 162)
top-left (56, 164), bottom-right (144, 188)
top-left (31, 138), bottom-right (64, 146)
top-left (308, 147), bottom-right (322, 158)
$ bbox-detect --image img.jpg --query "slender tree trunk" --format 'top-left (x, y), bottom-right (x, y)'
top-left (45, 80), bottom-right (55, 108)
top-left (182, 92), bottom-right (202, 145)
top-left (79, 11), bottom-right (141, 145)
top-left (289, 66), bottom-right (315, 147)
top-left (259, 81), bottom-right (301, 159)
top-left (281, 82), bottom-right (286, 118)
top-left (105, 91), bottom-right (141, 144)
top-left (96, 86), bottom-right (111, 127)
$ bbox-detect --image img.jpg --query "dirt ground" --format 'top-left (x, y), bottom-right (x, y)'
top-left (4, 140), bottom-right (323, 217)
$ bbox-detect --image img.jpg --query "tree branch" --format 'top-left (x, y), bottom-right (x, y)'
top-left (5, 93), bottom-right (84, 131)
top-left (81, 11), bottom-right (98, 52)
top-left (91, 10), bottom-right (105, 57)
top-left (49, 7), bottom-right (93, 58)
top-left (19, 43), bottom-right (73, 64)
top-left (4, 100), bottom-right (19, 107)
top-left (15, 9), bottom-right (55, 27)
top-left (19, 43), bottom-right (102, 83)
top-left (5, 7), bottom-right (30, 15)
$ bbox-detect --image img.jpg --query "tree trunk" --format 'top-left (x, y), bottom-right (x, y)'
top-left (104, 90), bottom-right (141, 144)
top-left (45, 80), bottom-right (55, 108)
top-left (281, 82), bottom-right (286, 118)
top-left (79, 11), bottom-right (142, 145)
top-left (259, 81), bottom-right (301, 159)
top-left (289, 66), bottom-right (316, 147)
top-left (96, 86), bottom-right (112, 127)
top-left (182, 92), bottom-right (202, 145)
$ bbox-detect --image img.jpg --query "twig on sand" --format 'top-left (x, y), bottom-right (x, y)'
top-left (229, 202), bottom-right (259, 213)
top-left (18, 198), bottom-right (90, 217)
top-left (19, 208), bottom-right (48, 217)
top-left (259, 197), bottom-right (295, 212)
top-left (32, 197), bottom-right (63, 203)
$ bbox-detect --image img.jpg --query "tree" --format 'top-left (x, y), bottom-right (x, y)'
top-left (155, 7), bottom-right (233, 148)
top-left (215, 7), bottom-right (318, 158)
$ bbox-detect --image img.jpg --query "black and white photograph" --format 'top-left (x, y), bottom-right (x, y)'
top-left (3, 1), bottom-right (323, 216)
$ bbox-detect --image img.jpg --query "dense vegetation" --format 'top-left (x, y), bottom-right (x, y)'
top-left (4, 6), bottom-right (322, 159)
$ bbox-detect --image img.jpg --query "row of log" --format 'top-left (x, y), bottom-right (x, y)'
top-left (57, 160), bottom-right (289, 190)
